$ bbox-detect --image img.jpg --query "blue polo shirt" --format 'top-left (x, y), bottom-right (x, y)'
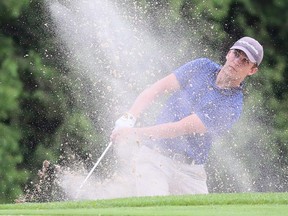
top-left (156, 58), bottom-right (243, 164)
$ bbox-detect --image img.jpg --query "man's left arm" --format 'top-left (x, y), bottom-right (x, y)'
top-left (111, 113), bottom-right (207, 142)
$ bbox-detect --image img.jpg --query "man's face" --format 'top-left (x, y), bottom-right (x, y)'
top-left (223, 49), bottom-right (258, 81)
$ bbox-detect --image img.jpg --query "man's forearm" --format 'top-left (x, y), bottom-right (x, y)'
top-left (128, 74), bottom-right (180, 118)
top-left (135, 122), bottom-right (185, 140)
top-left (128, 87), bottom-right (158, 118)
top-left (134, 114), bottom-right (207, 140)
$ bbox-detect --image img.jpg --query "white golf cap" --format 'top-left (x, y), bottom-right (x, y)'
top-left (230, 36), bottom-right (264, 66)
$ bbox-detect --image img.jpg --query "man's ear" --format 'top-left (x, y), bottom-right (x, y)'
top-left (226, 50), bottom-right (233, 59)
top-left (248, 67), bottom-right (258, 76)
top-left (225, 51), bottom-right (231, 62)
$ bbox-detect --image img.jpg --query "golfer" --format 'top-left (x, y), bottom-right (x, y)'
top-left (111, 36), bottom-right (264, 195)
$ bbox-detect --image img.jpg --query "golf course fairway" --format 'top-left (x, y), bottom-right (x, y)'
top-left (0, 192), bottom-right (287, 215)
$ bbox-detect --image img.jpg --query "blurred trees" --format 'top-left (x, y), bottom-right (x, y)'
top-left (0, 0), bottom-right (287, 203)
top-left (0, 0), bottom-right (30, 203)
top-left (0, 1), bottom-right (101, 203)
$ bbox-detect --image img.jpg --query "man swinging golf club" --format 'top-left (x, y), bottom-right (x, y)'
top-left (111, 36), bottom-right (264, 196)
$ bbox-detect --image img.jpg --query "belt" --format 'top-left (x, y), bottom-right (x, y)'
top-left (171, 153), bottom-right (196, 165)
top-left (154, 148), bottom-right (197, 165)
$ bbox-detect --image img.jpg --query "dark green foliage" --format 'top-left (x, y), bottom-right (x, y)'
top-left (0, 21), bottom-right (27, 203)
top-left (0, 1), bottom-right (102, 203)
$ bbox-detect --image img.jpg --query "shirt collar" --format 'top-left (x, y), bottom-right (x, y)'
top-left (211, 68), bottom-right (243, 96)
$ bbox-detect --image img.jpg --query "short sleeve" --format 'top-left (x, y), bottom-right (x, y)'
top-left (173, 58), bottom-right (211, 88)
top-left (197, 102), bottom-right (243, 136)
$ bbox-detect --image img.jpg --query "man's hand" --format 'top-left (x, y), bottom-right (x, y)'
top-left (110, 127), bottom-right (137, 143)
top-left (111, 112), bottom-right (137, 143)
top-left (114, 112), bottom-right (136, 130)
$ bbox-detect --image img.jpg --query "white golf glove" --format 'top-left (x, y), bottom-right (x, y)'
top-left (114, 112), bottom-right (136, 130)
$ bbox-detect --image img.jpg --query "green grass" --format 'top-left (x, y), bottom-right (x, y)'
top-left (0, 193), bottom-right (287, 215)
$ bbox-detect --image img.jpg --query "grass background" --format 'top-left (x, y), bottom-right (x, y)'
top-left (0, 193), bottom-right (287, 215)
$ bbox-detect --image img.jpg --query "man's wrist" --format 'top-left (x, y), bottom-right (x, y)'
top-left (114, 112), bottom-right (137, 129)
top-left (124, 112), bottom-right (136, 122)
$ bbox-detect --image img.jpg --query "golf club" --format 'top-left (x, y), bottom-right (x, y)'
top-left (78, 141), bottom-right (113, 190)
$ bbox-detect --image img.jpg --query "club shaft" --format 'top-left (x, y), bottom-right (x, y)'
top-left (79, 141), bottom-right (113, 189)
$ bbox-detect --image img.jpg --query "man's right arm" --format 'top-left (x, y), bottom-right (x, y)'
top-left (128, 73), bottom-right (180, 118)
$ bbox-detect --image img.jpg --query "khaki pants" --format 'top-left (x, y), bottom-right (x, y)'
top-left (133, 145), bottom-right (208, 196)
top-left (76, 141), bottom-right (208, 200)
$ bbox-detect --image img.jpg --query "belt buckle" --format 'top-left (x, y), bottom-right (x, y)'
top-left (172, 153), bottom-right (195, 165)
top-left (172, 153), bottom-right (183, 163)
top-left (189, 159), bottom-right (195, 165)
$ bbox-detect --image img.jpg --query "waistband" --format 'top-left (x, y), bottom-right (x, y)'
top-left (153, 147), bottom-right (202, 165)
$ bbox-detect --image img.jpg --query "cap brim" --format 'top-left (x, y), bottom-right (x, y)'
top-left (230, 45), bottom-right (257, 64)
